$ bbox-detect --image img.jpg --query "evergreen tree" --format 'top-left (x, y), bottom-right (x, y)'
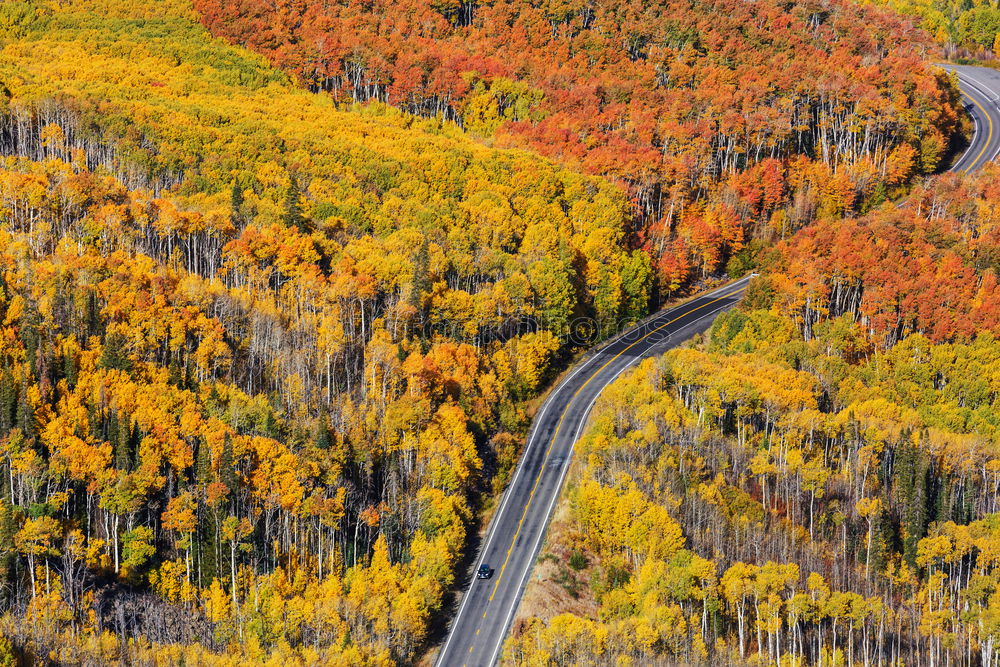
top-left (20, 304), bottom-right (40, 379)
top-left (409, 236), bottom-right (431, 327)
top-left (262, 410), bottom-right (280, 439)
top-left (108, 409), bottom-right (122, 465)
top-left (895, 437), bottom-right (930, 568)
top-left (282, 174), bottom-right (308, 232)
top-left (85, 291), bottom-right (101, 338)
top-left (0, 500), bottom-right (16, 609)
top-left (15, 374), bottom-right (36, 443)
top-left (63, 350), bottom-right (78, 389)
top-left (168, 357), bottom-right (183, 387)
top-left (230, 180), bottom-right (245, 230)
top-left (113, 416), bottom-right (138, 472)
top-left (315, 412), bottom-right (331, 450)
top-left (219, 432), bottom-right (237, 494)
top-left (196, 436), bottom-right (212, 486)
top-left (99, 332), bottom-right (133, 372)
top-left (0, 371), bottom-right (15, 436)
top-left (196, 508), bottom-right (220, 586)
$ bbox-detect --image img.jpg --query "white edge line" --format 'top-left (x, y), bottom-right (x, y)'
top-left (957, 73), bottom-right (1000, 167)
top-left (434, 346), bottom-right (594, 664)
top-left (952, 92), bottom-right (979, 173)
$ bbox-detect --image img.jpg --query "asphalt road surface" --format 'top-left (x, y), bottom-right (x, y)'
top-left (435, 276), bottom-right (751, 667)
top-left (941, 64), bottom-right (1000, 173)
top-left (435, 64), bottom-right (1000, 667)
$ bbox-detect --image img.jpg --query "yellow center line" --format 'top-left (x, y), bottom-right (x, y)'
top-left (963, 91), bottom-right (994, 174)
top-left (482, 284), bottom-right (749, 606)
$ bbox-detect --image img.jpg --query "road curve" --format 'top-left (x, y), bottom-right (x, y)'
top-left (941, 64), bottom-right (1000, 173)
top-left (435, 277), bottom-right (750, 667)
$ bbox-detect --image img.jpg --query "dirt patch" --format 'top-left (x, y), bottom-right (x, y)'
top-left (512, 490), bottom-right (599, 628)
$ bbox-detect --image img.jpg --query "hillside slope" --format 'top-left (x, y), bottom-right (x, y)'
top-left (194, 0), bottom-right (963, 289)
top-left (0, 0), bottom-right (649, 663)
top-left (506, 164), bottom-right (1000, 666)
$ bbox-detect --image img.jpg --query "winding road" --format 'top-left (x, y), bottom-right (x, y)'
top-left (941, 64), bottom-right (1000, 173)
top-left (435, 65), bottom-right (1000, 667)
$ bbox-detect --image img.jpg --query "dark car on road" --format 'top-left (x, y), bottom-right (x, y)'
top-left (477, 564), bottom-right (493, 579)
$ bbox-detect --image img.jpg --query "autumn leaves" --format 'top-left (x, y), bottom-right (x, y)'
top-left (195, 0), bottom-right (962, 293)
top-left (506, 161), bottom-right (1000, 662)
top-left (0, 0), bottom-right (986, 663)
top-left (0, 0), bottom-right (664, 661)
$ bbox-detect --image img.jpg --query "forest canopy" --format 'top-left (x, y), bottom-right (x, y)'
top-left (868, 0), bottom-right (1000, 54)
top-left (0, 0), bottom-right (650, 662)
top-left (0, 0), bottom-right (980, 664)
top-left (193, 0), bottom-right (963, 289)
